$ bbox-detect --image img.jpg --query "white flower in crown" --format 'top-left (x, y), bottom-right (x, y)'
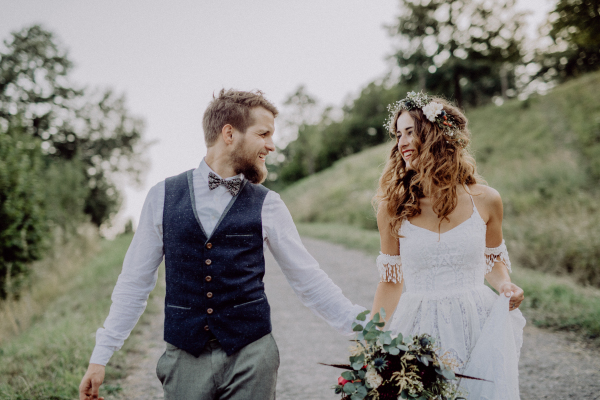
top-left (422, 101), bottom-right (444, 122)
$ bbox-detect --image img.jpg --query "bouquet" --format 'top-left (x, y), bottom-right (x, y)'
top-left (323, 309), bottom-right (482, 400)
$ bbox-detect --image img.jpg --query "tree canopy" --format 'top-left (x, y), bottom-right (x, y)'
top-left (0, 25), bottom-right (148, 298)
top-left (0, 25), bottom-right (148, 227)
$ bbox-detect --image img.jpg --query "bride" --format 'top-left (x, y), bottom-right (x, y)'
top-left (371, 92), bottom-right (526, 399)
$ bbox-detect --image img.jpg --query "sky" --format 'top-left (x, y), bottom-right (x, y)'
top-left (1, 0), bottom-right (555, 233)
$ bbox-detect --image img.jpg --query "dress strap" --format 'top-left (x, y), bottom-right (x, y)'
top-left (468, 194), bottom-right (479, 215)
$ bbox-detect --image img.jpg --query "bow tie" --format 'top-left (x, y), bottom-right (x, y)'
top-left (208, 172), bottom-right (243, 196)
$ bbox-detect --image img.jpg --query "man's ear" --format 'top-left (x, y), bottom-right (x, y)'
top-left (221, 124), bottom-right (234, 145)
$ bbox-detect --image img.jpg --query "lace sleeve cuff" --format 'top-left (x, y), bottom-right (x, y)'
top-left (484, 240), bottom-right (512, 274)
top-left (377, 252), bottom-right (402, 283)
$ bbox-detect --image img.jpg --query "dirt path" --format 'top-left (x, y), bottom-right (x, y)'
top-left (107, 237), bottom-right (600, 400)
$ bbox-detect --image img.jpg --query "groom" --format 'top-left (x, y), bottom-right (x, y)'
top-left (79, 89), bottom-right (366, 400)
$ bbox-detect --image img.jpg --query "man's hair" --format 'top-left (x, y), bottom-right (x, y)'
top-left (202, 89), bottom-right (279, 147)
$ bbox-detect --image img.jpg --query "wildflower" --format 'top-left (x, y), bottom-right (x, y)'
top-left (348, 343), bottom-right (365, 357)
top-left (422, 101), bottom-right (444, 122)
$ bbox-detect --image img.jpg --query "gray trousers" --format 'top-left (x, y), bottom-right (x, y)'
top-left (156, 333), bottom-right (279, 400)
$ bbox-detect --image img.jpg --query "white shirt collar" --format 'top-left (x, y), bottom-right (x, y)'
top-left (199, 158), bottom-right (244, 182)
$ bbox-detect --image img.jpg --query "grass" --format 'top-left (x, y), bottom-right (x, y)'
top-left (0, 233), bottom-right (164, 400)
top-left (0, 225), bottom-right (99, 344)
top-left (296, 222), bottom-right (600, 342)
top-left (282, 71), bottom-right (600, 287)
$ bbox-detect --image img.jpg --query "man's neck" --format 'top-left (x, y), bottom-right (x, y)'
top-left (204, 151), bottom-right (237, 178)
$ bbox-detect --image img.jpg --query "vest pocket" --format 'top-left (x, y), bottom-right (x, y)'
top-left (233, 295), bottom-right (266, 308)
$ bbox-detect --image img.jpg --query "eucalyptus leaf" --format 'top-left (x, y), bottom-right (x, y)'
top-left (353, 323), bottom-right (364, 332)
top-left (356, 332), bottom-right (364, 341)
top-left (352, 361), bottom-right (364, 371)
top-left (388, 347), bottom-right (400, 355)
top-left (357, 386), bottom-right (369, 396)
top-left (372, 313), bottom-right (380, 323)
top-left (356, 310), bottom-right (370, 321)
top-left (398, 345), bottom-right (409, 351)
top-left (342, 371), bottom-right (354, 381)
top-left (351, 393), bottom-right (366, 400)
top-left (442, 368), bottom-right (455, 380)
top-left (343, 382), bottom-right (356, 394)
top-left (381, 331), bottom-right (392, 345)
top-left (379, 307), bottom-right (386, 320)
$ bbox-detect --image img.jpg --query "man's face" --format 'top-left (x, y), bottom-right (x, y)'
top-left (230, 107), bottom-right (275, 184)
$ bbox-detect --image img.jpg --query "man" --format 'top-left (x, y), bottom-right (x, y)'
top-left (79, 89), bottom-right (366, 400)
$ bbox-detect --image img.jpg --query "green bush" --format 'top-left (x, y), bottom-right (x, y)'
top-left (0, 128), bottom-right (46, 299)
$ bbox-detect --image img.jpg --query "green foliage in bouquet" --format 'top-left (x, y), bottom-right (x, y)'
top-left (325, 309), bottom-right (469, 400)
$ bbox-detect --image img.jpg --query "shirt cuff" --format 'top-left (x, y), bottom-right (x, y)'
top-left (89, 345), bottom-right (116, 366)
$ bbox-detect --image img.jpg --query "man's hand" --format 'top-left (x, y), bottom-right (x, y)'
top-left (498, 282), bottom-right (524, 311)
top-left (79, 363), bottom-right (105, 400)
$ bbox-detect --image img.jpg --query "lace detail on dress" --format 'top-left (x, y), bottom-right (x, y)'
top-left (377, 252), bottom-right (402, 283)
top-left (484, 240), bottom-right (512, 274)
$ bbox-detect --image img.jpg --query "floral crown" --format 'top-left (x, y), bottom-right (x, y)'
top-left (384, 91), bottom-right (467, 148)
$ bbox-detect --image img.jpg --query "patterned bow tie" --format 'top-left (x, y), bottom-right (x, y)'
top-left (208, 172), bottom-right (243, 196)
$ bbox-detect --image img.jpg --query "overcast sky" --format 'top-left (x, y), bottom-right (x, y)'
top-left (1, 0), bottom-right (555, 232)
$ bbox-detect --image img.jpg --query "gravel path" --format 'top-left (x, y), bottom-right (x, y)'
top-left (107, 237), bottom-right (600, 400)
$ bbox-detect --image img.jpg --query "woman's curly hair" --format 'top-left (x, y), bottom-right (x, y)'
top-left (373, 97), bottom-right (483, 238)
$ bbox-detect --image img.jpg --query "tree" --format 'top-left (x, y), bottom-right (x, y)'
top-left (0, 125), bottom-right (46, 299)
top-left (266, 80), bottom-right (409, 189)
top-left (0, 25), bottom-right (148, 227)
top-left (536, 0), bottom-right (600, 81)
top-left (271, 86), bottom-right (324, 185)
top-left (388, 0), bottom-right (527, 108)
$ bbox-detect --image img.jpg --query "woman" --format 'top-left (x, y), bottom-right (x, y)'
top-left (372, 92), bottom-right (526, 399)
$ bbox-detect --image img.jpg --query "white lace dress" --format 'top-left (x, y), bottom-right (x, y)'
top-left (380, 198), bottom-right (526, 400)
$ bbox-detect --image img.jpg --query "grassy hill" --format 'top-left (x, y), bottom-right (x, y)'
top-left (281, 71), bottom-right (600, 289)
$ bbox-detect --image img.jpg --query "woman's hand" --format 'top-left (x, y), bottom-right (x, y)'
top-left (498, 282), bottom-right (524, 311)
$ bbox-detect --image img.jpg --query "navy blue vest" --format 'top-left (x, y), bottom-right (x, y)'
top-left (163, 170), bottom-right (271, 357)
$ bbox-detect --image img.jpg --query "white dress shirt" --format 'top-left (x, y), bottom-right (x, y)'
top-left (90, 159), bottom-right (366, 366)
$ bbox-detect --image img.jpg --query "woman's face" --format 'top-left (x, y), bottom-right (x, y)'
top-left (396, 111), bottom-right (417, 170)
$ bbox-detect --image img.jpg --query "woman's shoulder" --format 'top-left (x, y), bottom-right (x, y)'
top-left (468, 184), bottom-right (503, 218)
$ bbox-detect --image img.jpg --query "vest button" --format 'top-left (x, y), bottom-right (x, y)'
top-left (205, 276), bottom-right (212, 282)
top-left (207, 308), bottom-right (213, 314)
top-left (207, 292), bottom-right (213, 298)
top-left (206, 243), bottom-right (212, 249)
top-left (205, 259), bottom-right (212, 265)
top-left (204, 325), bottom-right (210, 331)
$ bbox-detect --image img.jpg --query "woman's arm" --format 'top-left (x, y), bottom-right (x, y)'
top-left (371, 201), bottom-right (404, 325)
top-left (480, 186), bottom-right (524, 311)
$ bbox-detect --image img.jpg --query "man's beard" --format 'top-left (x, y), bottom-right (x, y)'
top-left (230, 140), bottom-right (267, 184)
